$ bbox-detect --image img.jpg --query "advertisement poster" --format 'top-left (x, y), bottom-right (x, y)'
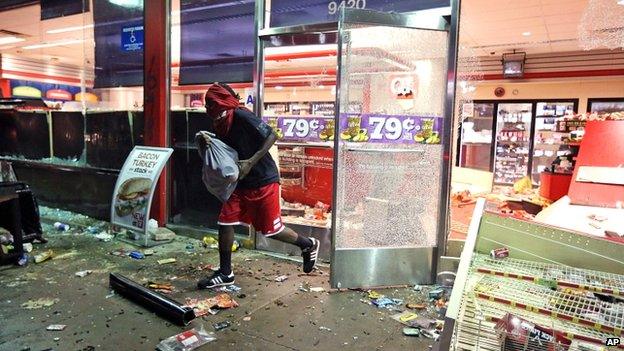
top-left (339, 114), bottom-right (443, 144)
top-left (111, 146), bottom-right (173, 234)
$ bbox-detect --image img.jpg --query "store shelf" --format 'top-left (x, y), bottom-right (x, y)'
top-left (472, 254), bottom-right (624, 298)
top-left (473, 275), bottom-right (624, 334)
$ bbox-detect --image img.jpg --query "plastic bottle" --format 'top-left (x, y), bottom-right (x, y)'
top-left (53, 222), bottom-right (69, 231)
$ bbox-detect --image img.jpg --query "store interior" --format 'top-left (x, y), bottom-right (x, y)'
top-left (448, 0), bottom-right (624, 242)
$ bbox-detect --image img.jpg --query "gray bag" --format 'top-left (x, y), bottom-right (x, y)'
top-left (196, 132), bottom-right (239, 203)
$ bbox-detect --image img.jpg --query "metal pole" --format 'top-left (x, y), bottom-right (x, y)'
top-left (329, 9), bottom-right (346, 289)
top-left (143, 0), bottom-right (171, 225)
top-left (252, 0), bottom-right (267, 249)
top-left (434, 0), bottom-right (461, 283)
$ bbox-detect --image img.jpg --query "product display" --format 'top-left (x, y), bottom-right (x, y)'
top-left (494, 103), bottom-right (532, 184)
top-left (280, 200), bottom-right (331, 228)
top-left (531, 102), bottom-right (576, 184)
top-left (450, 253), bottom-right (624, 350)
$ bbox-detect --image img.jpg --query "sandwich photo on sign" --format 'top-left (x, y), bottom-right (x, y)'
top-left (114, 177), bottom-right (151, 217)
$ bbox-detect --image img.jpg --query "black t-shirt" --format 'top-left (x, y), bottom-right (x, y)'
top-left (219, 108), bottom-right (279, 189)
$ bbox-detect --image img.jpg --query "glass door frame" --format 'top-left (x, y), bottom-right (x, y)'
top-left (329, 7), bottom-right (457, 288)
top-left (254, 4), bottom-right (459, 287)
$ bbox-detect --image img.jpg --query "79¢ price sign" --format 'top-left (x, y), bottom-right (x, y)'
top-left (264, 116), bottom-right (334, 142)
top-left (339, 114), bottom-right (442, 144)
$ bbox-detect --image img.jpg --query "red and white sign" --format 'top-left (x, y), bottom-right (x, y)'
top-left (46, 89), bottom-right (72, 101)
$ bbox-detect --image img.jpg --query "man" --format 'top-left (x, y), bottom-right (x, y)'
top-left (197, 83), bottom-right (320, 289)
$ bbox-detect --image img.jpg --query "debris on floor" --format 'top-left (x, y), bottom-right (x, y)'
top-left (147, 282), bottom-right (174, 294)
top-left (157, 258), bottom-right (177, 265)
top-left (46, 324), bottom-right (67, 331)
top-left (275, 275), bottom-right (289, 282)
top-left (212, 321), bottom-right (231, 331)
top-left (94, 232), bottom-right (114, 242)
top-left (21, 297), bottom-right (60, 309)
top-left (34, 250), bottom-right (53, 263)
top-left (156, 326), bottom-right (215, 351)
top-left (75, 270), bottom-right (92, 278)
top-left (184, 294), bottom-right (239, 317)
top-left (403, 327), bottom-right (420, 337)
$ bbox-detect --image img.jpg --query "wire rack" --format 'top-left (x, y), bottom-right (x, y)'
top-left (472, 254), bottom-right (624, 298)
top-left (473, 274), bottom-right (623, 336)
top-left (451, 294), bottom-right (615, 351)
top-left (451, 276), bottom-right (623, 351)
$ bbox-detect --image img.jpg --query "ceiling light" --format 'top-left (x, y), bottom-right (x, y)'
top-left (47, 24), bottom-right (94, 34)
top-left (275, 85), bottom-right (283, 90)
top-left (23, 39), bottom-right (84, 50)
top-left (108, 0), bottom-right (143, 9)
top-left (0, 36), bottom-right (25, 45)
top-left (522, 32), bottom-right (531, 36)
top-left (318, 85), bottom-right (324, 89)
top-left (618, 0), bottom-right (624, 5)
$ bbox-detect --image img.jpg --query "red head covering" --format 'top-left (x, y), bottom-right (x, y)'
top-left (205, 83), bottom-right (240, 137)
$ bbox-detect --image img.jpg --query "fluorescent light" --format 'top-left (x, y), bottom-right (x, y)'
top-left (522, 31), bottom-right (532, 36)
top-left (23, 39), bottom-right (84, 50)
top-left (318, 85), bottom-right (324, 89)
top-left (108, 0), bottom-right (143, 8)
top-left (0, 36), bottom-right (25, 45)
top-left (275, 85), bottom-right (283, 90)
top-left (47, 24), bottom-right (94, 34)
top-left (619, 0), bottom-right (624, 5)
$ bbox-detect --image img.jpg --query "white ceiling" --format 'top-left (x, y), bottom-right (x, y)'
top-left (0, 4), bottom-right (94, 67)
top-left (458, 0), bottom-right (623, 55)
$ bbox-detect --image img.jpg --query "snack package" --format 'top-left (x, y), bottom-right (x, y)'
top-left (495, 313), bottom-right (571, 351)
top-left (156, 326), bottom-right (215, 351)
top-left (196, 132), bottom-right (239, 203)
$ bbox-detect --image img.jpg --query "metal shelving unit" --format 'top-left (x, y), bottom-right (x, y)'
top-left (472, 254), bottom-right (624, 298)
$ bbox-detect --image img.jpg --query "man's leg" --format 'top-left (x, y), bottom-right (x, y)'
top-left (270, 226), bottom-right (313, 250)
top-left (218, 225), bottom-right (235, 275)
top-left (198, 191), bottom-right (242, 289)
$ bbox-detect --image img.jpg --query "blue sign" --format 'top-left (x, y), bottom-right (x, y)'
top-left (121, 24), bottom-right (144, 52)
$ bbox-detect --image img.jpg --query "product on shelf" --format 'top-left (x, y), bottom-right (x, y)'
top-left (280, 200), bottom-right (331, 228)
top-left (494, 106), bottom-right (533, 184)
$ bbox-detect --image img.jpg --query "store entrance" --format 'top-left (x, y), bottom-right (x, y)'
top-left (257, 9), bottom-right (452, 289)
top-left (255, 22), bottom-right (339, 263)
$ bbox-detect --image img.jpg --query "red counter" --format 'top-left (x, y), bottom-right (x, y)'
top-left (539, 172), bottom-right (572, 202)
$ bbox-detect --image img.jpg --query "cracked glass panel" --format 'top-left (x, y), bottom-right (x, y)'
top-left (334, 24), bottom-right (448, 249)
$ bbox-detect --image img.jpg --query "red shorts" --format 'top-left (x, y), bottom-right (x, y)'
top-left (218, 182), bottom-right (284, 236)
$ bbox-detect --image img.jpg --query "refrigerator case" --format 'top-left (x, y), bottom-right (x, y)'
top-left (531, 101), bottom-right (576, 184)
top-left (493, 103), bottom-right (532, 184)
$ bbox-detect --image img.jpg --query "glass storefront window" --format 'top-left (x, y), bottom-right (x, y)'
top-left (0, 1), bottom-right (145, 219)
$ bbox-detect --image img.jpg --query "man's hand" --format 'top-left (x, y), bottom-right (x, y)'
top-left (196, 131), bottom-right (212, 145)
top-left (237, 159), bottom-right (253, 180)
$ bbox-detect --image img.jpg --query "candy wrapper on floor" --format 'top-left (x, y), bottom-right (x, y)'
top-left (196, 131), bottom-right (239, 203)
top-left (184, 294), bottom-right (239, 317)
top-left (156, 325), bottom-right (215, 351)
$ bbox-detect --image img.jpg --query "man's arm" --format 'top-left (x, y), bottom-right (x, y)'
top-left (238, 130), bottom-right (277, 179)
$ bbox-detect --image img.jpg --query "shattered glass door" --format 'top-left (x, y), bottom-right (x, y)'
top-left (330, 9), bottom-right (449, 289)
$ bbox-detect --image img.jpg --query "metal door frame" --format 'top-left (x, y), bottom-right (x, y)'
top-left (329, 6), bottom-right (459, 288)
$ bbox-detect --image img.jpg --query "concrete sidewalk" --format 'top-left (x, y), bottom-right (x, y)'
top-left (0, 225), bottom-right (442, 351)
